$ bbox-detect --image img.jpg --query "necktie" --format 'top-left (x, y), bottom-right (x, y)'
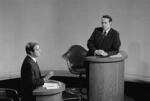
top-left (103, 31), bottom-right (106, 36)
top-left (102, 31), bottom-right (106, 39)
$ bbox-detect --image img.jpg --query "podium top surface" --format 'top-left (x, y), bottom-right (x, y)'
top-left (32, 80), bottom-right (65, 96)
top-left (85, 51), bottom-right (128, 63)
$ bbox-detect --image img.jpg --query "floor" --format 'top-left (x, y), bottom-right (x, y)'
top-left (63, 88), bottom-right (135, 101)
top-left (0, 71), bottom-right (150, 101)
top-left (51, 76), bottom-right (136, 101)
top-left (49, 70), bottom-right (150, 101)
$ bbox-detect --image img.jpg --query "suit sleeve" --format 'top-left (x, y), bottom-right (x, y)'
top-left (27, 63), bottom-right (44, 89)
top-left (87, 29), bottom-right (97, 54)
top-left (108, 31), bottom-right (121, 56)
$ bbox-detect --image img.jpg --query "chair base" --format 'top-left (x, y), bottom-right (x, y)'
top-left (64, 88), bottom-right (87, 101)
top-left (63, 90), bottom-right (82, 101)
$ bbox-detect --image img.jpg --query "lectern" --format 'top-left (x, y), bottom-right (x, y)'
top-left (86, 51), bottom-right (127, 101)
top-left (33, 80), bottom-right (65, 101)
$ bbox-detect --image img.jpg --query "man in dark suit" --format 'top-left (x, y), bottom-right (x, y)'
top-left (87, 15), bottom-right (121, 56)
top-left (20, 42), bottom-right (54, 101)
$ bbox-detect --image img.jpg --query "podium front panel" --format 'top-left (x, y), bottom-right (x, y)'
top-left (89, 60), bottom-right (124, 101)
top-left (33, 80), bottom-right (65, 101)
top-left (86, 51), bottom-right (127, 101)
top-left (35, 93), bottom-right (62, 101)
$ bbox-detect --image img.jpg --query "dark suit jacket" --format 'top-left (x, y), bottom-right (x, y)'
top-left (87, 27), bottom-right (121, 56)
top-left (21, 56), bottom-right (44, 101)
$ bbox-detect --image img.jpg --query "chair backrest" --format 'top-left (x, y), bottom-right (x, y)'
top-left (0, 88), bottom-right (20, 101)
top-left (62, 45), bottom-right (87, 69)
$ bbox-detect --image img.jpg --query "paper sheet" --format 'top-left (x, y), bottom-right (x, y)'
top-left (110, 53), bottom-right (122, 58)
top-left (43, 82), bottom-right (59, 89)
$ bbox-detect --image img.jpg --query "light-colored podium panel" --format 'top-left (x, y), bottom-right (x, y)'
top-left (86, 51), bottom-right (127, 101)
top-left (33, 80), bottom-right (65, 101)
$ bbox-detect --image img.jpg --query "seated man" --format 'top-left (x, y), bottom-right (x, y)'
top-left (20, 42), bottom-right (54, 101)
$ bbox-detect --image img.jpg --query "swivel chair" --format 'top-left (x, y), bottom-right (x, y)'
top-left (0, 88), bottom-right (20, 101)
top-left (62, 45), bottom-right (87, 94)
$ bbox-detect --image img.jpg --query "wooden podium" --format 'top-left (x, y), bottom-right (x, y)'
top-left (86, 51), bottom-right (127, 101)
top-left (33, 80), bottom-right (65, 101)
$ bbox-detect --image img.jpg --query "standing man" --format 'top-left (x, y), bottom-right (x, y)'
top-left (87, 15), bottom-right (121, 56)
top-left (20, 42), bottom-right (54, 101)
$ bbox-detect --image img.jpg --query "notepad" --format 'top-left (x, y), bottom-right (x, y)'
top-left (43, 82), bottom-right (59, 89)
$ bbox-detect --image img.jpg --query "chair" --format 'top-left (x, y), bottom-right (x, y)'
top-left (63, 90), bottom-right (81, 101)
top-left (62, 45), bottom-right (87, 94)
top-left (0, 88), bottom-right (20, 101)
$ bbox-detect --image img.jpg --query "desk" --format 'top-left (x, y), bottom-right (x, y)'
top-left (33, 80), bottom-right (65, 101)
top-left (86, 51), bottom-right (127, 101)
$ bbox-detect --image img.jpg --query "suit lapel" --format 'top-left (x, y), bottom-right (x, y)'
top-left (27, 56), bottom-right (42, 77)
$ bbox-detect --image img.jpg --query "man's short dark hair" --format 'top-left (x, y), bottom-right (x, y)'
top-left (25, 42), bottom-right (39, 55)
top-left (102, 15), bottom-right (112, 22)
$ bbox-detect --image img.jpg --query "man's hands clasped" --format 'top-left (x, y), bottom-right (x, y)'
top-left (94, 49), bottom-right (108, 56)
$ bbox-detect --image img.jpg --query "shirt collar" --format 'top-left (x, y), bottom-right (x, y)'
top-left (28, 54), bottom-right (37, 63)
top-left (103, 28), bottom-right (111, 35)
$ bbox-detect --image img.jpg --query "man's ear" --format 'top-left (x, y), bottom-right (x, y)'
top-left (110, 22), bottom-right (112, 26)
top-left (29, 51), bottom-right (33, 56)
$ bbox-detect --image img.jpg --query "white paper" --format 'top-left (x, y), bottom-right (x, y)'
top-left (110, 53), bottom-right (122, 58)
top-left (43, 82), bottom-right (59, 89)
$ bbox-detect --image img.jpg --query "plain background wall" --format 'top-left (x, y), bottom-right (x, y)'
top-left (0, 0), bottom-right (150, 80)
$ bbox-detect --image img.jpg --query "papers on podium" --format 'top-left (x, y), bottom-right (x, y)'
top-left (43, 82), bottom-right (59, 89)
top-left (110, 53), bottom-right (122, 58)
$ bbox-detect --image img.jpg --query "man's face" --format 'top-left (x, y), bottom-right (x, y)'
top-left (101, 18), bottom-right (111, 31)
top-left (32, 45), bottom-right (41, 58)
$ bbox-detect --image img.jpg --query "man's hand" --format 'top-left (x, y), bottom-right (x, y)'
top-left (94, 49), bottom-right (108, 56)
top-left (44, 71), bottom-right (54, 82)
